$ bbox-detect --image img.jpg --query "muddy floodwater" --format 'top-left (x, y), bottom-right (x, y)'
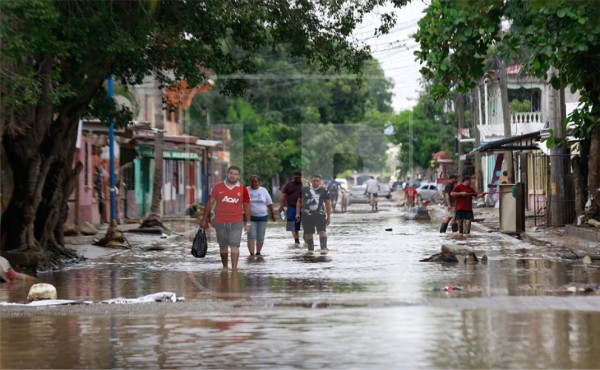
top-left (2, 201), bottom-right (600, 368)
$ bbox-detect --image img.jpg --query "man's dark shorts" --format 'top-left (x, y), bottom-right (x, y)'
top-left (455, 210), bottom-right (474, 220)
top-left (286, 206), bottom-right (301, 232)
top-left (302, 213), bottom-right (326, 234)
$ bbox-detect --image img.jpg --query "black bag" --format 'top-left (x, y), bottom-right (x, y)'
top-left (191, 228), bottom-right (208, 258)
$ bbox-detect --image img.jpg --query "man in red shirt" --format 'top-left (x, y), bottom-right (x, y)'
top-left (201, 166), bottom-right (251, 269)
top-left (451, 176), bottom-right (486, 234)
top-left (405, 184), bottom-right (418, 208)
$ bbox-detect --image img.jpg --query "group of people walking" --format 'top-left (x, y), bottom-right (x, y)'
top-left (200, 166), bottom-right (483, 270)
top-left (201, 167), bottom-right (332, 270)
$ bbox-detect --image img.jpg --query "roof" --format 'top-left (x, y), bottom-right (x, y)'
top-left (196, 139), bottom-right (222, 148)
top-left (472, 131), bottom-right (542, 153)
top-left (477, 122), bottom-right (545, 141)
top-left (506, 64), bottom-right (522, 75)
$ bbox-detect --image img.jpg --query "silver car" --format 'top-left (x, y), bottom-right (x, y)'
top-left (378, 183), bottom-right (392, 200)
top-left (416, 183), bottom-right (443, 202)
top-left (348, 185), bottom-right (369, 205)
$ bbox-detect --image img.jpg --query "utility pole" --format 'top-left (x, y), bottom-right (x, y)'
top-left (548, 68), bottom-right (569, 225)
top-left (472, 87), bottom-right (484, 192)
top-left (496, 52), bottom-right (515, 183)
top-left (409, 110), bottom-right (414, 182)
top-left (107, 76), bottom-right (117, 224)
top-left (456, 93), bottom-right (465, 176)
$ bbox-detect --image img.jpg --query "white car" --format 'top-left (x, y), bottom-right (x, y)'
top-left (416, 183), bottom-right (443, 202)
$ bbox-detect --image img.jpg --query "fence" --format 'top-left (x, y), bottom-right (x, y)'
top-left (528, 152), bottom-right (576, 226)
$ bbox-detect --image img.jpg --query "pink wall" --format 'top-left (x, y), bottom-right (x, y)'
top-left (528, 194), bottom-right (546, 213)
top-left (68, 135), bottom-right (119, 225)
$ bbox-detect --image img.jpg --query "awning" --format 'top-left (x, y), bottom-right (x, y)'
top-left (472, 131), bottom-right (541, 154)
top-left (137, 146), bottom-right (201, 160)
top-left (196, 139), bottom-right (222, 148)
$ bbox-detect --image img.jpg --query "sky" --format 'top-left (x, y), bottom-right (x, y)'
top-left (354, 0), bottom-right (428, 112)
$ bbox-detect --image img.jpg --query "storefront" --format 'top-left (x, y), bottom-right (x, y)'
top-left (136, 145), bottom-right (204, 216)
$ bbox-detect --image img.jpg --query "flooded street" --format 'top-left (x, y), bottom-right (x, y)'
top-left (2, 200), bottom-right (600, 368)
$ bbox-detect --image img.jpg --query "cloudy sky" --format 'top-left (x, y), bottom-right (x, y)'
top-left (355, 1), bottom-right (428, 112)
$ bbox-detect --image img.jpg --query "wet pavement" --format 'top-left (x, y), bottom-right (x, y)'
top-left (1, 200), bottom-right (600, 368)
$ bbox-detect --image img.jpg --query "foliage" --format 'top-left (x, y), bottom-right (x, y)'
top-left (387, 94), bottom-right (455, 175)
top-left (0, 0), bottom-right (402, 134)
top-left (414, 0), bottom-right (600, 218)
top-left (509, 99), bottom-right (532, 113)
top-left (415, 0), bottom-right (600, 138)
top-left (414, 0), bottom-right (503, 99)
top-left (185, 48), bottom-right (395, 184)
top-left (502, 0), bottom-right (600, 138)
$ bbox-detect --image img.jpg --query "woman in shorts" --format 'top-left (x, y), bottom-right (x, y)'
top-left (246, 175), bottom-right (277, 255)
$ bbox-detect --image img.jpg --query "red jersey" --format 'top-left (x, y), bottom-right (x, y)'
top-left (452, 183), bottom-right (476, 211)
top-left (209, 182), bottom-right (250, 224)
top-left (405, 187), bottom-right (417, 200)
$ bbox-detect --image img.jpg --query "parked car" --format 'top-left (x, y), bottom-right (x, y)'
top-left (415, 182), bottom-right (443, 203)
top-left (348, 185), bottom-right (369, 205)
top-left (378, 183), bottom-right (392, 199)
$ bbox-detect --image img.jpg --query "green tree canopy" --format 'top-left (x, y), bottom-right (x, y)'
top-left (0, 0), bottom-right (407, 268)
top-left (388, 93), bottom-right (455, 177)
top-left (186, 49), bottom-right (395, 184)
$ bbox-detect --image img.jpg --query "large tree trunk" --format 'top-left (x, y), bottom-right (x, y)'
top-left (588, 122), bottom-right (600, 219)
top-left (141, 80), bottom-right (165, 229)
top-left (0, 54), bottom-right (94, 270)
top-left (1, 114), bottom-right (83, 270)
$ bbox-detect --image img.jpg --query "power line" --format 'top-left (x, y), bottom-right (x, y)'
top-left (215, 74), bottom-right (389, 80)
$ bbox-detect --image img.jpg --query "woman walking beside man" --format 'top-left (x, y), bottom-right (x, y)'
top-left (247, 175), bottom-right (276, 256)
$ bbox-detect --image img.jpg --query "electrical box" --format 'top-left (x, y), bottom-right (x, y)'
top-left (499, 183), bottom-right (525, 233)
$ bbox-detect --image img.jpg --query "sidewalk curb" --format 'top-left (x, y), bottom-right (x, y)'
top-left (471, 221), bottom-right (525, 244)
top-left (566, 224), bottom-right (600, 243)
top-left (520, 232), bottom-right (553, 247)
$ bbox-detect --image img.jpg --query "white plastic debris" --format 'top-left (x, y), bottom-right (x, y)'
top-left (0, 291), bottom-right (184, 306)
top-left (102, 292), bottom-right (180, 304)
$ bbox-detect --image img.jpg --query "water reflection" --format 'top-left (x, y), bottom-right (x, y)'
top-left (1, 306), bottom-right (600, 368)
top-left (1, 202), bottom-right (599, 368)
